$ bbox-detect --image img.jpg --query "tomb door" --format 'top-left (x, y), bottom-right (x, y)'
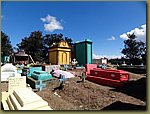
top-left (62, 52), bottom-right (67, 65)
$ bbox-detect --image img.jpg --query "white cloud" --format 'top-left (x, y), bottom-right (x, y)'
top-left (40, 15), bottom-right (63, 32)
top-left (107, 36), bottom-right (116, 40)
top-left (120, 24), bottom-right (146, 43)
top-left (93, 53), bottom-right (122, 59)
top-left (93, 53), bottom-right (101, 59)
top-left (75, 41), bottom-right (80, 43)
top-left (120, 33), bottom-right (128, 40)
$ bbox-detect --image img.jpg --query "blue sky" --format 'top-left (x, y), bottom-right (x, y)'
top-left (1, 1), bottom-right (146, 59)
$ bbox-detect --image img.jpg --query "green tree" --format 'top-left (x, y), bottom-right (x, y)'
top-left (1, 31), bottom-right (13, 56)
top-left (141, 46), bottom-right (146, 65)
top-left (65, 37), bottom-right (73, 46)
top-left (121, 33), bottom-right (146, 65)
top-left (17, 32), bottom-right (73, 63)
top-left (43, 33), bottom-right (73, 46)
top-left (17, 31), bottom-right (44, 62)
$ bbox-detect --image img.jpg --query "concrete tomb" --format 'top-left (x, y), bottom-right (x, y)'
top-left (2, 88), bottom-right (53, 110)
top-left (8, 76), bottom-right (26, 94)
top-left (1, 63), bottom-right (21, 81)
top-left (45, 65), bottom-right (60, 73)
top-left (1, 76), bottom-right (52, 110)
top-left (52, 70), bottom-right (75, 79)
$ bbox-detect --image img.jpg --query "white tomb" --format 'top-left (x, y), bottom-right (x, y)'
top-left (1, 76), bottom-right (52, 110)
top-left (1, 63), bottom-right (21, 81)
top-left (2, 88), bottom-right (53, 110)
top-left (8, 76), bottom-right (26, 94)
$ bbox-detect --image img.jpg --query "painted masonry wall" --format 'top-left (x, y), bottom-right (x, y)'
top-left (75, 40), bottom-right (92, 66)
top-left (92, 59), bottom-right (107, 65)
top-left (87, 43), bottom-right (92, 64)
top-left (58, 51), bottom-right (70, 65)
top-left (49, 51), bottom-right (57, 65)
top-left (75, 43), bottom-right (86, 66)
top-left (102, 59), bottom-right (107, 64)
top-left (48, 41), bottom-right (71, 65)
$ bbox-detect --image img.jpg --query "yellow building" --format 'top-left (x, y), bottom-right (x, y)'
top-left (48, 41), bottom-right (71, 65)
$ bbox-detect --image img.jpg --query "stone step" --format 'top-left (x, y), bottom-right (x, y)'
top-left (1, 88), bottom-right (53, 110)
top-left (7, 96), bottom-right (15, 110)
top-left (1, 91), bottom-right (9, 101)
top-left (1, 100), bottom-right (10, 110)
top-left (13, 88), bottom-right (43, 107)
top-left (20, 100), bottom-right (48, 110)
top-left (35, 106), bottom-right (53, 110)
top-left (9, 93), bottom-right (22, 110)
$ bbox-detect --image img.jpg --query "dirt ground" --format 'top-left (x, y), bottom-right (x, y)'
top-left (36, 71), bottom-right (146, 110)
top-left (1, 70), bottom-right (146, 110)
